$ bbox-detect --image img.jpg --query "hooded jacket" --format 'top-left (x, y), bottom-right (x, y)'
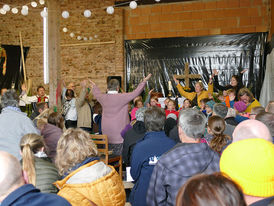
top-left (54, 160), bottom-right (126, 206)
top-left (146, 143), bottom-right (220, 206)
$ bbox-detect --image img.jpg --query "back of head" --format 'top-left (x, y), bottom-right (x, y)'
top-left (220, 138), bottom-right (274, 198)
top-left (232, 120), bottom-right (272, 143)
top-left (250, 106), bottom-right (265, 116)
top-left (144, 107), bottom-right (166, 132)
top-left (213, 103), bottom-right (228, 119)
top-left (20, 134), bottom-right (45, 186)
top-left (65, 89), bottom-right (75, 99)
top-left (266, 101), bottom-right (274, 113)
top-left (178, 108), bottom-right (206, 139)
top-left (48, 112), bottom-right (64, 129)
top-left (107, 79), bottom-right (120, 91)
top-left (55, 128), bottom-right (98, 176)
top-left (0, 151), bottom-right (23, 198)
top-left (1, 89), bottom-right (19, 108)
top-left (36, 102), bottom-right (47, 112)
top-left (255, 112), bottom-right (274, 137)
top-left (135, 107), bottom-right (147, 122)
top-left (176, 173), bottom-right (246, 206)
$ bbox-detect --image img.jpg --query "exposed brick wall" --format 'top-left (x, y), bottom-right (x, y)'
top-left (124, 0), bottom-right (271, 40)
top-left (0, 0), bottom-right (123, 94)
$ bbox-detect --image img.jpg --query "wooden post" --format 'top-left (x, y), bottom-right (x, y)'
top-left (47, 0), bottom-right (61, 107)
top-left (173, 62), bottom-right (201, 88)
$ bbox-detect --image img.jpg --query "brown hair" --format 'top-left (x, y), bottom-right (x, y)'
top-left (48, 112), bottom-right (64, 129)
top-left (55, 128), bottom-right (98, 176)
top-left (208, 116), bottom-right (231, 153)
top-left (37, 85), bottom-right (45, 92)
top-left (176, 173), bottom-right (246, 206)
top-left (36, 102), bottom-right (47, 112)
top-left (134, 99), bottom-right (143, 107)
top-left (20, 133), bottom-right (45, 186)
top-left (237, 88), bottom-right (254, 103)
top-left (250, 106), bottom-right (265, 115)
top-left (227, 88), bottom-right (236, 95)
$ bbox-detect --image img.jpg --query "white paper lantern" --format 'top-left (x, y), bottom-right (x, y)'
top-left (83, 37), bottom-right (88, 41)
top-left (0, 9), bottom-right (6, 15)
top-left (11, 8), bottom-right (18, 14)
top-left (31, 2), bottom-right (38, 7)
top-left (3, 4), bottom-right (10, 12)
top-left (84, 10), bottom-right (91, 18)
top-left (21, 8), bottom-right (28, 16)
top-left (63, 27), bottom-right (68, 32)
top-left (77, 36), bottom-right (82, 40)
top-left (62, 11), bottom-right (69, 19)
top-left (89, 37), bottom-right (93, 40)
top-left (94, 34), bottom-right (98, 38)
top-left (106, 6), bottom-right (114, 14)
top-left (70, 33), bottom-right (75, 38)
top-left (129, 1), bottom-right (137, 9)
top-left (155, 0), bottom-right (160, 2)
top-left (40, 9), bottom-right (47, 17)
top-left (22, 5), bottom-right (29, 10)
top-left (39, 0), bottom-right (45, 5)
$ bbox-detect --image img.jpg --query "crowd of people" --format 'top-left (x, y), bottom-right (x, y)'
top-left (0, 70), bottom-right (273, 206)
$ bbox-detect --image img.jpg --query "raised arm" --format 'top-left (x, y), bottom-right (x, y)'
top-left (212, 69), bottom-right (228, 91)
top-left (173, 75), bottom-right (195, 100)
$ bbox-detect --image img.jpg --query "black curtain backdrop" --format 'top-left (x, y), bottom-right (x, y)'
top-left (0, 45), bottom-right (29, 91)
top-left (125, 33), bottom-right (267, 99)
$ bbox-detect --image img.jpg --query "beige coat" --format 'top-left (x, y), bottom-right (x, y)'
top-left (76, 88), bottom-right (94, 128)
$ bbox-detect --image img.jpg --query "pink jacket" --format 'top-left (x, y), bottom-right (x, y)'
top-left (92, 82), bottom-right (146, 144)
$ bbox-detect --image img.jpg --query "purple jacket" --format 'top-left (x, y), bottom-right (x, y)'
top-left (92, 82), bottom-right (146, 144)
top-left (41, 123), bottom-right (63, 160)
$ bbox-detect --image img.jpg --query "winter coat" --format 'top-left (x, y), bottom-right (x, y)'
top-left (54, 160), bottom-right (126, 206)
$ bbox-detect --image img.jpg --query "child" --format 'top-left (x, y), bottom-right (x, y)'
top-left (165, 99), bottom-right (179, 118)
top-left (233, 101), bottom-right (249, 123)
top-left (149, 96), bottom-right (161, 108)
top-left (201, 116), bottom-right (231, 155)
top-left (131, 99), bottom-right (144, 121)
top-left (205, 100), bottom-right (215, 118)
top-left (179, 98), bottom-right (192, 111)
top-left (224, 89), bottom-right (236, 108)
top-left (199, 98), bottom-right (210, 116)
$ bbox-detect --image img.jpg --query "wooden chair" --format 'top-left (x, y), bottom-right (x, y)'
top-left (91, 134), bottom-right (122, 179)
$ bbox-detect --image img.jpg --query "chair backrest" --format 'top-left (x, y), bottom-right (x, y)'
top-left (91, 134), bottom-right (109, 163)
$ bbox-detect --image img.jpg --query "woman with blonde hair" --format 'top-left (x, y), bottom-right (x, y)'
top-left (20, 133), bottom-right (60, 193)
top-left (54, 128), bottom-right (125, 206)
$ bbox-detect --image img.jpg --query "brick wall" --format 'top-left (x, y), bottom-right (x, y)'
top-left (0, 0), bottom-right (123, 94)
top-left (124, 0), bottom-right (271, 39)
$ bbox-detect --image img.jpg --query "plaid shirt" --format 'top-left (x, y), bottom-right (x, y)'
top-left (146, 143), bottom-right (220, 206)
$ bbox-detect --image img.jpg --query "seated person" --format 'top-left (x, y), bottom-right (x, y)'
top-left (176, 173), bottom-right (246, 206)
top-left (0, 151), bottom-right (70, 206)
top-left (130, 107), bottom-right (176, 206)
top-left (165, 99), bottom-right (179, 118)
top-left (238, 87), bottom-right (261, 113)
top-left (249, 106), bottom-right (265, 120)
top-left (20, 133), bottom-right (60, 193)
top-left (54, 128), bottom-right (125, 206)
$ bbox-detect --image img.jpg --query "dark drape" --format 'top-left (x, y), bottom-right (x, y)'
top-left (125, 33), bottom-right (267, 99)
top-left (0, 45), bottom-right (29, 91)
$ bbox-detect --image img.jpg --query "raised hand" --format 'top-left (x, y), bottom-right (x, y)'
top-left (241, 68), bottom-right (248, 74)
top-left (143, 73), bottom-right (152, 82)
top-left (212, 69), bottom-right (218, 76)
top-left (21, 83), bottom-right (27, 91)
top-left (149, 88), bottom-right (154, 95)
top-left (173, 75), bottom-right (179, 85)
top-left (88, 79), bottom-right (96, 89)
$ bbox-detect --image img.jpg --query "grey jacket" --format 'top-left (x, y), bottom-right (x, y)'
top-left (0, 107), bottom-right (39, 160)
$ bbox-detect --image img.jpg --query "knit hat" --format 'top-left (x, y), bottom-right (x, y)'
top-left (234, 101), bottom-right (247, 113)
top-left (220, 138), bottom-right (274, 197)
top-left (166, 113), bottom-right (177, 121)
top-left (205, 100), bottom-right (215, 110)
top-left (135, 107), bottom-right (147, 122)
